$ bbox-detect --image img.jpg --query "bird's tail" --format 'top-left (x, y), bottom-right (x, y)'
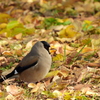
top-left (0, 70), bottom-right (16, 82)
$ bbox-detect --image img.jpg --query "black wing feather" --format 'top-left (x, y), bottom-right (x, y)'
top-left (0, 61), bottom-right (38, 82)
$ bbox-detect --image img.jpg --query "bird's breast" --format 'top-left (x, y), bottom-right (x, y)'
top-left (19, 53), bottom-right (52, 83)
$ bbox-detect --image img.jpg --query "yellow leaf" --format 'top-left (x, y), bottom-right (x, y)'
top-left (58, 25), bottom-right (79, 38)
top-left (64, 92), bottom-right (71, 100)
top-left (92, 39), bottom-right (100, 46)
top-left (65, 25), bottom-right (78, 38)
top-left (0, 90), bottom-right (4, 97)
top-left (2, 51), bottom-right (12, 56)
top-left (46, 70), bottom-right (60, 78)
top-left (78, 47), bottom-right (94, 53)
top-left (0, 23), bottom-right (7, 28)
top-left (0, 13), bottom-right (11, 23)
top-left (56, 18), bottom-right (64, 23)
top-left (15, 50), bottom-right (23, 56)
top-left (11, 9), bottom-right (23, 16)
top-left (58, 29), bottom-right (66, 38)
top-left (24, 15), bottom-right (33, 23)
top-left (84, 20), bottom-right (92, 25)
top-left (53, 90), bottom-right (62, 97)
top-left (53, 54), bottom-right (64, 61)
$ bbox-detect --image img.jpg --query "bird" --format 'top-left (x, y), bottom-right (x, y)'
top-left (0, 41), bottom-right (52, 83)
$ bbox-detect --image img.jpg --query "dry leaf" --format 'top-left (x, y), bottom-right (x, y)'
top-left (74, 84), bottom-right (85, 90)
top-left (30, 83), bottom-right (45, 93)
top-left (5, 94), bottom-right (15, 100)
top-left (0, 90), bottom-right (4, 97)
top-left (15, 50), bottom-right (23, 56)
top-left (14, 33), bottom-right (22, 40)
top-left (78, 47), bottom-right (94, 53)
top-left (52, 75), bottom-right (61, 82)
top-left (88, 63), bottom-right (100, 68)
top-left (58, 25), bottom-right (79, 38)
top-left (51, 42), bottom-right (63, 54)
top-left (58, 70), bottom-right (69, 78)
top-left (76, 68), bottom-right (88, 83)
top-left (86, 90), bottom-right (99, 96)
top-left (28, 83), bottom-right (36, 88)
top-left (2, 51), bottom-right (12, 56)
top-left (53, 90), bottom-right (62, 97)
top-left (46, 70), bottom-right (60, 78)
top-left (74, 84), bottom-right (92, 93)
top-left (0, 23), bottom-right (7, 28)
top-left (31, 86), bottom-right (39, 93)
top-left (25, 40), bottom-right (33, 49)
top-left (6, 85), bottom-right (23, 96)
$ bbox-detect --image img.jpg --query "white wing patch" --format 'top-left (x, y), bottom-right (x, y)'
top-left (14, 70), bottom-right (18, 74)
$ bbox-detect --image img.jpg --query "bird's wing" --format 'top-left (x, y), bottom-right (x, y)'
top-left (19, 56), bottom-right (39, 67)
top-left (0, 55), bottom-right (39, 82)
top-left (15, 56), bottom-right (39, 73)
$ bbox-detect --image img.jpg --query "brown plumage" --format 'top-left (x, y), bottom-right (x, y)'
top-left (0, 41), bottom-right (52, 83)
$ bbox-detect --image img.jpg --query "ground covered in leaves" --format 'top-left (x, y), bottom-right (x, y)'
top-left (0, 0), bottom-right (100, 100)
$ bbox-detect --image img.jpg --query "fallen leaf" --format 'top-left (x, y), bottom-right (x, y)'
top-left (76, 68), bottom-right (88, 83)
top-left (88, 63), bottom-right (100, 68)
top-left (58, 25), bottom-right (79, 38)
top-left (6, 85), bottom-right (23, 96)
top-left (30, 83), bottom-right (45, 93)
top-left (31, 85), bottom-right (39, 93)
top-left (5, 94), bottom-right (15, 100)
top-left (28, 83), bottom-right (36, 88)
top-left (86, 90), bottom-right (99, 96)
top-left (74, 84), bottom-right (92, 94)
top-left (53, 90), bottom-right (62, 97)
top-left (13, 44), bottom-right (22, 50)
top-left (15, 49), bottom-right (23, 56)
top-left (0, 40), bottom-right (8, 46)
top-left (46, 70), bottom-right (60, 78)
top-left (77, 47), bottom-right (94, 53)
top-left (25, 40), bottom-right (33, 49)
top-left (0, 23), bottom-right (7, 28)
top-left (53, 54), bottom-right (64, 62)
top-left (0, 90), bottom-right (4, 97)
top-left (14, 33), bottom-right (22, 40)
top-left (2, 51), bottom-right (12, 56)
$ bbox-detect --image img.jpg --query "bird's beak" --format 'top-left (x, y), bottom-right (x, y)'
top-left (49, 46), bottom-right (57, 54)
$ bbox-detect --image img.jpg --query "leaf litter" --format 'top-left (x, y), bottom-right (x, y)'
top-left (0, 0), bottom-right (100, 99)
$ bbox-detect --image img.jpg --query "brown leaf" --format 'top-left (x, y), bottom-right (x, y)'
top-left (88, 63), bottom-right (100, 68)
top-left (6, 85), bottom-right (23, 96)
top-left (25, 40), bottom-right (33, 49)
top-left (77, 47), bottom-right (94, 53)
top-left (14, 33), bottom-right (22, 40)
top-left (76, 68), bottom-right (88, 83)
top-left (15, 50), bottom-right (23, 56)
top-left (2, 51), bottom-right (12, 56)
top-left (74, 84), bottom-right (91, 92)
top-left (74, 84), bottom-right (84, 90)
